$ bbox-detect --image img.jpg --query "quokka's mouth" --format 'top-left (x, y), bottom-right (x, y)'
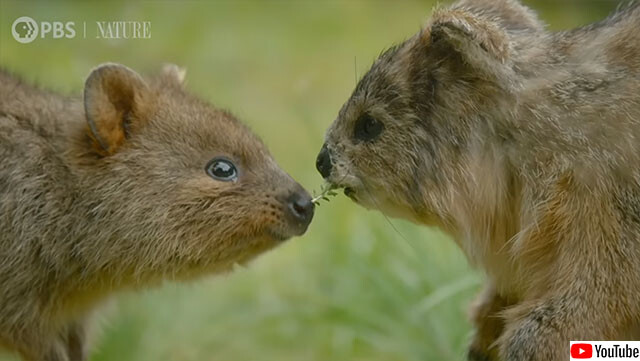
top-left (324, 172), bottom-right (363, 202)
top-left (344, 187), bottom-right (356, 199)
top-left (266, 228), bottom-right (293, 242)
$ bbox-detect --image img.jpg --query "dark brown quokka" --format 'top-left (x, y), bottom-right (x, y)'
top-left (0, 63), bottom-right (314, 361)
top-left (317, 0), bottom-right (640, 360)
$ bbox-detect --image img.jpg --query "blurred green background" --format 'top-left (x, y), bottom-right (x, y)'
top-left (0, 1), bottom-right (618, 360)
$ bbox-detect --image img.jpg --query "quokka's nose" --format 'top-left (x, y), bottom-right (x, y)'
top-left (316, 144), bottom-right (332, 179)
top-left (286, 189), bottom-right (315, 231)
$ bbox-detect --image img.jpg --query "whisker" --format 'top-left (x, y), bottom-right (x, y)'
top-left (359, 178), bottom-right (422, 258)
top-left (312, 171), bottom-right (351, 204)
top-left (354, 56), bottom-right (358, 85)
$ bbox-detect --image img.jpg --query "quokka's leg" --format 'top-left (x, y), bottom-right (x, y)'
top-left (498, 289), bottom-right (636, 361)
top-left (64, 321), bottom-right (88, 361)
top-left (467, 283), bottom-right (512, 361)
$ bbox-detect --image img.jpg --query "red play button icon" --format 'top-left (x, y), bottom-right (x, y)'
top-left (571, 343), bottom-right (593, 359)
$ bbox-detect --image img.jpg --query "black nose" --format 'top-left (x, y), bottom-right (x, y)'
top-left (286, 190), bottom-right (315, 229)
top-left (316, 144), bottom-right (332, 179)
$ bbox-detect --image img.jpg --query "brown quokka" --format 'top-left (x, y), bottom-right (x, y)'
top-left (0, 63), bottom-right (314, 361)
top-left (317, 1), bottom-right (640, 360)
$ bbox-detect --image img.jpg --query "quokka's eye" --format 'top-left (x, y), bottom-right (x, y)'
top-left (205, 158), bottom-right (238, 182)
top-left (353, 113), bottom-right (384, 142)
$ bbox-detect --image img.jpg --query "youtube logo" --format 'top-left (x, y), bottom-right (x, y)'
top-left (572, 343), bottom-right (593, 359)
top-left (571, 341), bottom-right (640, 360)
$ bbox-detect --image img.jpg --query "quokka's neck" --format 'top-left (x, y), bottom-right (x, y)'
top-left (440, 136), bottom-right (523, 266)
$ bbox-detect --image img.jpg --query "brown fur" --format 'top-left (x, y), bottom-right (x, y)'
top-left (0, 63), bottom-right (314, 361)
top-left (318, 1), bottom-right (640, 360)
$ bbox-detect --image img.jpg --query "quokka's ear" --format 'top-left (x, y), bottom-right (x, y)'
top-left (425, 7), bottom-right (511, 79)
top-left (84, 63), bottom-right (153, 156)
top-left (453, 0), bottom-right (544, 32)
top-left (161, 63), bottom-right (187, 86)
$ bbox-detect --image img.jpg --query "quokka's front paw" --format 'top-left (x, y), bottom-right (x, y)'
top-left (498, 304), bottom-right (564, 361)
top-left (467, 345), bottom-right (498, 361)
top-left (467, 329), bottom-right (502, 361)
top-left (467, 285), bottom-right (509, 361)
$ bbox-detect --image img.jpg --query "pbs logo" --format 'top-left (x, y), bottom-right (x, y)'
top-left (11, 16), bottom-right (75, 44)
top-left (11, 16), bottom-right (38, 44)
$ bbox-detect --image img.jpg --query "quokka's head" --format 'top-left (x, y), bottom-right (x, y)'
top-left (79, 63), bottom-right (314, 272)
top-left (317, 1), bottom-right (535, 225)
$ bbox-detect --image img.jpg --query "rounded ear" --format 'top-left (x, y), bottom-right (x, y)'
top-left (425, 7), bottom-right (513, 83)
top-left (84, 63), bottom-right (152, 156)
top-left (453, 0), bottom-right (544, 32)
top-left (161, 63), bottom-right (187, 85)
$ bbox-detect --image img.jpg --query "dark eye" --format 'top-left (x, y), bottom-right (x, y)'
top-left (205, 158), bottom-right (238, 182)
top-left (353, 113), bottom-right (384, 142)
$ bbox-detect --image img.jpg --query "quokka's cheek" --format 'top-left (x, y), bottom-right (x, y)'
top-left (359, 190), bottom-right (425, 223)
top-left (347, 188), bottom-right (383, 210)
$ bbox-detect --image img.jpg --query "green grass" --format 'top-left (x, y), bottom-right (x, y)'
top-left (0, 1), bottom-right (615, 360)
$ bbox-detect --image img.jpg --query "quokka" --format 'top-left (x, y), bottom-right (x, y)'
top-left (317, 1), bottom-right (640, 360)
top-left (0, 63), bottom-right (314, 361)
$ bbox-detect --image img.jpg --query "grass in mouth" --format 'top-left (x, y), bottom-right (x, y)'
top-left (311, 183), bottom-right (339, 206)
